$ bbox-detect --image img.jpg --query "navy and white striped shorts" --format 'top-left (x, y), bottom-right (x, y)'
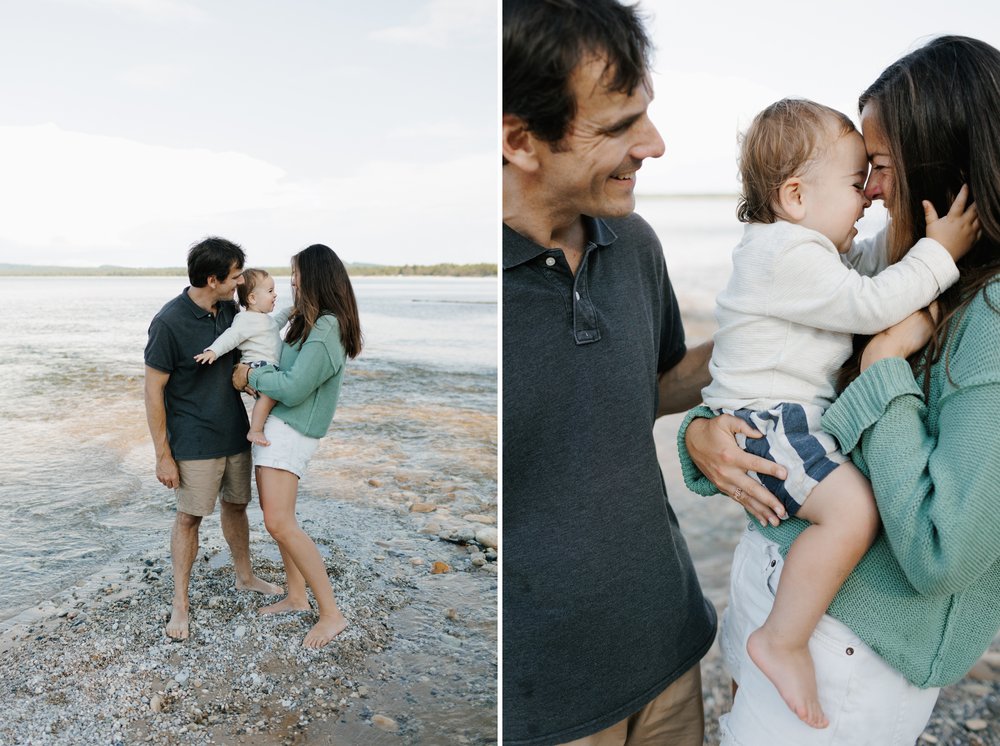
top-left (720, 402), bottom-right (848, 516)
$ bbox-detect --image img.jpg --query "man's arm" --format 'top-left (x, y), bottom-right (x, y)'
top-left (144, 365), bottom-right (179, 489)
top-left (657, 340), bottom-right (713, 416)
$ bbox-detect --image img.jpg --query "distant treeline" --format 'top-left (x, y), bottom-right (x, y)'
top-left (0, 262), bottom-right (497, 278)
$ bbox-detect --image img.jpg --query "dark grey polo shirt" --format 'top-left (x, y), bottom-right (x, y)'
top-left (144, 289), bottom-right (250, 461)
top-left (502, 214), bottom-right (717, 746)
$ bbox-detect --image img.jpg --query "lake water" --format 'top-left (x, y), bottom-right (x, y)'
top-left (0, 275), bottom-right (497, 621)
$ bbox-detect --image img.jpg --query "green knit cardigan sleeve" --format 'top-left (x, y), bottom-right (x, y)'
top-left (822, 291), bottom-right (1000, 596)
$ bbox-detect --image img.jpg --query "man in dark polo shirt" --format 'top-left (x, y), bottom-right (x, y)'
top-left (502, 2), bottom-right (717, 743)
top-left (144, 237), bottom-right (281, 640)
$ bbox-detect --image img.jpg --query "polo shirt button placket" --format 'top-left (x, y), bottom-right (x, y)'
top-left (545, 257), bottom-right (556, 267)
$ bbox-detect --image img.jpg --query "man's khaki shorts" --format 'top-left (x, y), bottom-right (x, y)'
top-left (176, 451), bottom-right (252, 517)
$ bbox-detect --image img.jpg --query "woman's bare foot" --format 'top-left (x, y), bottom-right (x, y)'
top-left (165, 606), bottom-right (190, 641)
top-left (258, 596), bottom-right (312, 616)
top-left (747, 627), bottom-right (828, 729)
top-left (247, 430), bottom-right (270, 446)
top-left (236, 575), bottom-right (284, 596)
top-left (303, 614), bottom-right (349, 649)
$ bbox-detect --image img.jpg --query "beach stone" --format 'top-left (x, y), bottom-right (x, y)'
top-left (470, 553), bottom-right (487, 567)
top-left (410, 558), bottom-right (425, 566)
top-left (965, 719), bottom-right (988, 731)
top-left (368, 478), bottom-right (383, 488)
top-left (174, 671), bottom-right (190, 685)
top-left (372, 714), bottom-right (399, 733)
top-left (919, 735), bottom-right (938, 744)
top-left (431, 561), bottom-right (451, 574)
top-left (410, 503), bottom-right (437, 513)
top-left (446, 608), bottom-right (459, 621)
top-left (462, 514), bottom-right (496, 525)
top-left (150, 694), bottom-right (164, 713)
top-left (475, 527), bottom-right (498, 549)
top-left (968, 659), bottom-right (1000, 681)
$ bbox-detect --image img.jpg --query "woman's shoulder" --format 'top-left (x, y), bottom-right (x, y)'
top-left (303, 313), bottom-right (342, 342)
top-left (946, 279), bottom-right (1000, 385)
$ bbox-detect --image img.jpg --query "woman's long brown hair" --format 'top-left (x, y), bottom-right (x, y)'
top-left (838, 36), bottom-right (1000, 394)
top-left (285, 244), bottom-right (363, 359)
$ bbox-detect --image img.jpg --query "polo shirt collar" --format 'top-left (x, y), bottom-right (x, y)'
top-left (181, 287), bottom-right (215, 318)
top-left (502, 215), bottom-right (618, 269)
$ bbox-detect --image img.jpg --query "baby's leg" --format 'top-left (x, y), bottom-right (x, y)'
top-left (746, 462), bottom-right (880, 729)
top-left (248, 395), bottom-right (277, 446)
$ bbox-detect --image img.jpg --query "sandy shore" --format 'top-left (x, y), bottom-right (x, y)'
top-left (0, 482), bottom-right (498, 745)
top-left (656, 413), bottom-right (1000, 746)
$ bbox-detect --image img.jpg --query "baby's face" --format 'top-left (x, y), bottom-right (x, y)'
top-left (798, 130), bottom-right (872, 253)
top-left (250, 277), bottom-right (277, 313)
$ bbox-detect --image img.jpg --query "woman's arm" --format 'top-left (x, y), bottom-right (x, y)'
top-left (823, 305), bottom-right (1000, 595)
top-left (249, 319), bottom-right (344, 406)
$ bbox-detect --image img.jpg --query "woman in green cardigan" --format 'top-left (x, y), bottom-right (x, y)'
top-left (233, 244), bottom-right (363, 649)
top-left (682, 36), bottom-right (1000, 744)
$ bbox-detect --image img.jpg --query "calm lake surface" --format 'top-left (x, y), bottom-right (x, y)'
top-left (0, 275), bottom-right (497, 621)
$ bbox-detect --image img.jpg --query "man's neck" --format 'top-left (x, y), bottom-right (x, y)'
top-left (187, 285), bottom-right (219, 314)
top-left (503, 177), bottom-right (587, 254)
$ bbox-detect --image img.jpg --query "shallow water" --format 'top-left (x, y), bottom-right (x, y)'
top-left (0, 275), bottom-right (497, 622)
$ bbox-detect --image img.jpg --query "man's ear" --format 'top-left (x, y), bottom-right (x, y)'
top-left (776, 176), bottom-right (806, 221)
top-left (502, 114), bottom-right (540, 172)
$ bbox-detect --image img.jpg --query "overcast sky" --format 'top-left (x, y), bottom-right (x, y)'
top-left (0, 0), bottom-right (496, 268)
top-left (639, 0), bottom-right (1000, 196)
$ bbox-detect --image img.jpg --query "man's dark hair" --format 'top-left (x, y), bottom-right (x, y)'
top-left (187, 236), bottom-right (246, 287)
top-left (503, 0), bottom-right (652, 148)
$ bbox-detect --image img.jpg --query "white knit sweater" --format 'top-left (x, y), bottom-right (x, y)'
top-left (702, 221), bottom-right (959, 411)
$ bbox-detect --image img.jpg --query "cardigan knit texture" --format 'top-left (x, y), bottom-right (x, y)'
top-left (248, 314), bottom-right (346, 439)
top-left (679, 282), bottom-right (1000, 688)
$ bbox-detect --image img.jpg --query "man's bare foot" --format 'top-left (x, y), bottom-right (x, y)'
top-left (747, 626), bottom-right (828, 729)
top-left (247, 430), bottom-right (270, 446)
top-left (303, 614), bottom-right (348, 649)
top-left (258, 596), bottom-right (312, 616)
top-left (236, 576), bottom-right (284, 595)
top-left (166, 606), bottom-right (190, 641)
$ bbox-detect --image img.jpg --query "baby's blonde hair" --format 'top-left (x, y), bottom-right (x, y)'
top-left (236, 268), bottom-right (270, 309)
top-left (737, 98), bottom-right (857, 224)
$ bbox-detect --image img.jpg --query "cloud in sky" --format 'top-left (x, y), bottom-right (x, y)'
top-left (0, 124), bottom-right (494, 267)
top-left (59, 0), bottom-right (205, 23)
top-left (0, 2), bottom-right (497, 267)
top-left (369, 0), bottom-right (494, 48)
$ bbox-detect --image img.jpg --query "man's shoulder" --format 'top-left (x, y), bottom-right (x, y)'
top-left (150, 291), bottom-right (188, 326)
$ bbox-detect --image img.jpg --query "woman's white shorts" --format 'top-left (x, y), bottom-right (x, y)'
top-left (719, 524), bottom-right (940, 745)
top-left (251, 416), bottom-right (319, 478)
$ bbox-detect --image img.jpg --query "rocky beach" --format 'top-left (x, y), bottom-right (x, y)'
top-left (0, 470), bottom-right (498, 746)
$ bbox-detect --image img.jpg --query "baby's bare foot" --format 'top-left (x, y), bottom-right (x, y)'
top-left (303, 614), bottom-right (348, 649)
top-left (165, 606), bottom-right (190, 641)
top-left (247, 430), bottom-right (270, 446)
top-left (258, 596), bottom-right (311, 616)
top-left (236, 576), bottom-right (283, 596)
top-left (747, 627), bottom-right (828, 729)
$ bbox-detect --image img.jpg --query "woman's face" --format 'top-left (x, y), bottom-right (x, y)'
top-left (860, 102), bottom-right (895, 209)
